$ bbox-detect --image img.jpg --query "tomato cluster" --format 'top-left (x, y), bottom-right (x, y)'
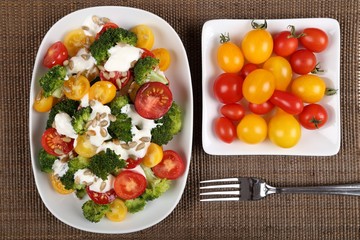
top-left (213, 20), bottom-right (334, 148)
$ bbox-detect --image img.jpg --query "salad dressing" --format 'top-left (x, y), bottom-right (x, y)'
top-left (104, 44), bottom-right (143, 72)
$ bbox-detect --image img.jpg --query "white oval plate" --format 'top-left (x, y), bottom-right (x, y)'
top-left (202, 18), bottom-right (340, 156)
top-left (29, 6), bottom-right (193, 233)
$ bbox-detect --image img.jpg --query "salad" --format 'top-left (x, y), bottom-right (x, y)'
top-left (33, 15), bottom-right (185, 223)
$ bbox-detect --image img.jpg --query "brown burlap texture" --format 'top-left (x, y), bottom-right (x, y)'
top-left (0, 0), bottom-right (359, 239)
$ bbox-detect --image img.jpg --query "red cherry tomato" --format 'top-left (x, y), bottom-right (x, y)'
top-left (220, 103), bottom-right (245, 121)
top-left (273, 27), bottom-right (299, 57)
top-left (213, 73), bottom-right (243, 104)
top-left (152, 150), bottom-right (185, 180)
top-left (239, 63), bottom-right (258, 79)
top-left (270, 90), bottom-right (304, 115)
top-left (86, 187), bottom-right (117, 204)
top-left (100, 70), bottom-right (131, 90)
top-left (95, 22), bottom-right (119, 39)
top-left (114, 170), bottom-right (147, 200)
top-left (214, 117), bottom-right (236, 143)
top-left (134, 82), bottom-right (173, 119)
top-left (41, 128), bottom-right (74, 156)
top-left (299, 103), bottom-right (328, 129)
top-left (248, 101), bottom-right (274, 115)
top-left (299, 28), bottom-right (328, 53)
top-left (125, 158), bottom-right (142, 169)
top-left (42, 41), bottom-right (68, 68)
top-left (290, 49), bottom-right (317, 75)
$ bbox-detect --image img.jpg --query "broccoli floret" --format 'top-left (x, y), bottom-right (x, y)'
top-left (82, 200), bottom-right (110, 223)
top-left (124, 198), bottom-right (146, 213)
top-left (90, 27), bottom-right (137, 64)
top-left (125, 166), bottom-right (171, 213)
top-left (71, 106), bottom-right (92, 134)
top-left (133, 57), bottom-right (168, 85)
top-left (47, 99), bottom-right (80, 129)
top-left (38, 148), bottom-right (58, 173)
top-left (59, 156), bottom-right (90, 190)
top-left (88, 149), bottom-right (126, 180)
top-left (108, 113), bottom-right (133, 143)
top-left (75, 187), bottom-right (87, 199)
top-left (39, 65), bottom-right (67, 97)
top-left (109, 95), bottom-right (129, 115)
top-left (151, 102), bottom-right (182, 145)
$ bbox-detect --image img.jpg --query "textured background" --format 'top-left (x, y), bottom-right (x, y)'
top-left (0, 0), bottom-right (359, 239)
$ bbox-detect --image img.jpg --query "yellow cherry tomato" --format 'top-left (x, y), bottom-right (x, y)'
top-left (242, 69), bottom-right (275, 104)
top-left (217, 34), bottom-right (244, 73)
top-left (291, 75), bottom-right (326, 103)
top-left (63, 75), bottom-right (90, 100)
top-left (49, 174), bottom-right (74, 194)
top-left (33, 90), bottom-right (54, 112)
top-left (236, 114), bottom-right (267, 144)
top-left (131, 24), bottom-right (155, 50)
top-left (152, 48), bottom-right (171, 71)
top-left (74, 134), bottom-right (97, 158)
top-left (268, 111), bottom-right (301, 148)
top-left (142, 143), bottom-right (163, 168)
top-left (263, 56), bottom-right (292, 91)
top-left (106, 198), bottom-right (128, 222)
top-left (89, 81), bottom-right (117, 104)
top-left (241, 21), bottom-right (273, 64)
top-left (63, 28), bottom-right (89, 56)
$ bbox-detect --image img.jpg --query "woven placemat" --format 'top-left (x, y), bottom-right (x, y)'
top-left (0, 0), bottom-right (359, 239)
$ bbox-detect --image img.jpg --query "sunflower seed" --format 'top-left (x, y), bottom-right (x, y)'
top-left (85, 120), bottom-right (93, 129)
top-left (63, 60), bottom-right (69, 66)
top-left (120, 143), bottom-right (130, 150)
top-left (92, 15), bottom-right (100, 24)
top-left (100, 120), bottom-right (108, 127)
top-left (102, 71), bottom-right (109, 80)
top-left (100, 112), bottom-right (107, 119)
top-left (87, 130), bottom-right (96, 136)
top-left (108, 114), bottom-right (117, 122)
top-left (82, 25), bottom-right (89, 31)
top-left (63, 86), bottom-right (71, 93)
top-left (54, 149), bottom-right (64, 155)
top-left (115, 78), bottom-right (122, 89)
top-left (60, 156), bottom-right (69, 163)
top-left (96, 112), bottom-right (101, 121)
top-left (61, 137), bottom-right (72, 143)
top-left (121, 71), bottom-right (128, 77)
top-left (83, 169), bottom-right (92, 175)
top-left (128, 141), bottom-right (137, 148)
top-left (121, 77), bottom-right (128, 83)
top-left (100, 181), bottom-right (106, 192)
top-left (81, 54), bottom-right (90, 60)
top-left (74, 176), bottom-right (80, 185)
top-left (100, 127), bottom-right (107, 137)
top-left (91, 119), bottom-right (98, 128)
top-left (140, 136), bottom-right (151, 142)
top-left (68, 60), bottom-right (74, 70)
top-left (136, 142), bottom-right (146, 151)
top-left (98, 65), bottom-right (105, 71)
top-left (89, 100), bottom-right (96, 107)
top-left (113, 139), bottom-right (120, 145)
top-left (109, 71), bottom-right (116, 78)
top-left (101, 17), bottom-right (110, 23)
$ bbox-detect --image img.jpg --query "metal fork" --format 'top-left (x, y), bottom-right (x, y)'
top-left (200, 177), bottom-right (360, 201)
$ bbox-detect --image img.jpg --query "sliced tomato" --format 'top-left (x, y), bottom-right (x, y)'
top-left (86, 187), bottom-right (117, 204)
top-left (43, 41), bottom-right (68, 68)
top-left (41, 128), bottom-right (74, 156)
top-left (152, 150), bottom-right (185, 180)
top-left (95, 22), bottom-right (119, 40)
top-left (125, 158), bottom-right (142, 169)
top-left (89, 81), bottom-right (117, 104)
top-left (63, 75), bottom-right (90, 100)
top-left (100, 70), bottom-right (131, 90)
top-left (134, 82), bottom-right (173, 119)
top-left (114, 170), bottom-right (147, 200)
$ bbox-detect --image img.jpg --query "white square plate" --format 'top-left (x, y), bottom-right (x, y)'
top-left (202, 18), bottom-right (340, 156)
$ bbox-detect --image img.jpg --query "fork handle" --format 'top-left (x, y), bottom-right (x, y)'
top-left (272, 183), bottom-right (360, 196)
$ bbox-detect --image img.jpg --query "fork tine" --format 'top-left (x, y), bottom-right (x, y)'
top-left (200, 184), bottom-right (240, 189)
top-left (200, 190), bottom-right (240, 196)
top-left (200, 197), bottom-right (240, 202)
top-left (200, 178), bottom-right (238, 183)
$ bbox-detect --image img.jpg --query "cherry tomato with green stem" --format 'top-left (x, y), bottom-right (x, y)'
top-left (217, 33), bottom-right (244, 73)
top-left (273, 25), bottom-right (302, 57)
top-left (298, 103), bottom-right (328, 130)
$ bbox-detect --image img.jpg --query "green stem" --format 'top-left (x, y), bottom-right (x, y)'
top-left (251, 19), bottom-right (267, 29)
